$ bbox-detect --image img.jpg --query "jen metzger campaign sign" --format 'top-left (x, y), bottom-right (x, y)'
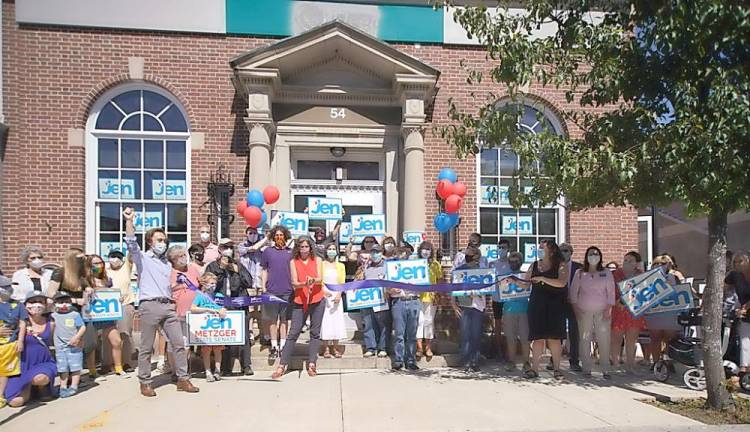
top-left (619, 268), bottom-right (675, 317)
top-left (385, 259), bottom-right (430, 286)
top-left (451, 268), bottom-right (497, 297)
top-left (351, 214), bottom-right (386, 238)
top-left (497, 274), bottom-right (532, 300)
top-left (187, 311), bottom-right (246, 346)
top-left (84, 290), bottom-right (123, 322)
top-left (645, 283), bottom-right (693, 315)
top-left (270, 211), bottom-right (309, 236)
top-left (307, 197), bottom-right (343, 221)
top-left (345, 287), bottom-right (388, 310)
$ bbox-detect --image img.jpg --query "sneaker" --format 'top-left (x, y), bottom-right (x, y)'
top-left (602, 372), bottom-right (612, 380)
top-left (58, 388), bottom-right (71, 398)
top-left (406, 363), bottom-right (420, 371)
top-left (505, 362), bottom-right (517, 372)
top-left (570, 362), bottom-right (583, 372)
top-left (214, 373), bottom-right (222, 381)
top-left (471, 365), bottom-right (481, 373)
top-left (363, 351), bottom-right (375, 358)
top-left (67, 387), bottom-right (79, 397)
top-left (269, 347), bottom-right (279, 360)
top-left (243, 367), bottom-right (255, 376)
top-left (206, 372), bottom-right (216, 382)
top-left (546, 363), bottom-right (554, 371)
top-left (377, 351), bottom-right (388, 358)
top-left (392, 363), bottom-right (403, 371)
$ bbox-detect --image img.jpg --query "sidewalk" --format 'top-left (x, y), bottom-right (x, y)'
top-left (2, 365), bottom-right (743, 432)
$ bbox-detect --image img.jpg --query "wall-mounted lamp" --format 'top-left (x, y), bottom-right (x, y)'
top-left (330, 146), bottom-right (346, 158)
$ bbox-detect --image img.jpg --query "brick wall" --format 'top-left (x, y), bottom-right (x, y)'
top-left (1, 1), bottom-right (637, 270)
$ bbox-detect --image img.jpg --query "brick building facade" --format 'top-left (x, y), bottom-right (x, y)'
top-left (0, 0), bottom-right (637, 272)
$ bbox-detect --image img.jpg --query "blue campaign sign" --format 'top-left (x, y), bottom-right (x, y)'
top-left (385, 259), bottom-right (430, 285)
top-left (451, 268), bottom-right (497, 297)
top-left (497, 274), bottom-right (532, 300)
top-left (133, 211), bottom-right (163, 231)
top-left (619, 267), bottom-right (675, 317)
top-left (345, 287), bottom-right (387, 310)
top-left (307, 197), bottom-right (343, 221)
top-left (402, 231), bottom-right (426, 251)
top-left (351, 214), bottom-right (386, 237)
top-left (270, 211), bottom-right (309, 236)
top-left (339, 222), bottom-right (352, 244)
top-left (524, 244), bottom-right (538, 263)
top-left (645, 283), bottom-right (693, 315)
top-left (100, 241), bottom-right (123, 257)
top-left (480, 245), bottom-right (499, 261)
top-left (502, 215), bottom-right (534, 235)
top-left (186, 311), bottom-right (246, 346)
top-left (84, 290), bottom-right (123, 322)
top-left (151, 179), bottom-right (187, 200)
top-left (98, 178), bottom-right (135, 199)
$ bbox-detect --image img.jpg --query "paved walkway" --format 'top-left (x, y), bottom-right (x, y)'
top-left (0, 366), bottom-right (746, 432)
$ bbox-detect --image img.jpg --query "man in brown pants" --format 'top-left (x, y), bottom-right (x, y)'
top-left (123, 207), bottom-right (199, 397)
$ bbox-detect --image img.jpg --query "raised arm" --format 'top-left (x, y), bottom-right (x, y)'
top-left (122, 207), bottom-right (143, 269)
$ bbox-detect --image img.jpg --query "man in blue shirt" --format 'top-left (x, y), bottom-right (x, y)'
top-left (123, 207), bottom-right (199, 397)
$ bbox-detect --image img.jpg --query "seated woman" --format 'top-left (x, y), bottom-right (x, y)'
top-left (4, 291), bottom-right (57, 407)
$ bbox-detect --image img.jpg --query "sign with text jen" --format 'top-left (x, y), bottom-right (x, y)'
top-left (351, 214), bottom-right (385, 238)
top-left (307, 197), bottom-right (343, 221)
top-left (187, 311), bottom-right (246, 346)
top-left (385, 259), bottom-right (430, 285)
top-left (497, 274), bottom-right (532, 300)
top-left (619, 268), bottom-right (675, 317)
top-left (345, 287), bottom-right (387, 310)
top-left (402, 231), bottom-right (426, 251)
top-left (451, 268), bottom-right (496, 297)
top-left (645, 283), bottom-right (693, 315)
top-left (83, 290), bottom-right (123, 322)
top-left (270, 211), bottom-right (309, 236)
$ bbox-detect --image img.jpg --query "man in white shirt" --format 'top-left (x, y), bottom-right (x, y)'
top-left (198, 226), bottom-right (220, 263)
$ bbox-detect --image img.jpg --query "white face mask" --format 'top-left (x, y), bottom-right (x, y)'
top-left (109, 258), bottom-right (123, 268)
top-left (420, 249), bottom-right (431, 259)
top-left (221, 248), bottom-right (233, 257)
top-left (29, 258), bottom-right (44, 270)
top-left (177, 256), bottom-right (189, 267)
top-left (200, 232), bottom-right (210, 242)
top-left (384, 244), bottom-right (395, 252)
top-left (151, 242), bottom-right (167, 256)
top-left (497, 247), bottom-right (509, 259)
top-left (27, 303), bottom-right (45, 315)
top-left (587, 254), bottom-right (601, 266)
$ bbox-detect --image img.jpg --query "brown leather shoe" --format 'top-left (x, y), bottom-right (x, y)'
top-left (140, 384), bottom-right (156, 397)
top-left (176, 379), bottom-right (199, 393)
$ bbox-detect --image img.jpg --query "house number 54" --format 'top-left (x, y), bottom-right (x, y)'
top-left (330, 108), bottom-right (346, 119)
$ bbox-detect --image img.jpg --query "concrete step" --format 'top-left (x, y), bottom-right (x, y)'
top-left (249, 353), bottom-right (464, 371)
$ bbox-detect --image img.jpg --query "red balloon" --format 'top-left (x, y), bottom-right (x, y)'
top-left (236, 200), bottom-right (249, 215)
top-left (453, 181), bottom-right (467, 198)
top-left (263, 185), bottom-right (280, 205)
top-left (436, 180), bottom-right (454, 200)
top-left (445, 194), bottom-right (463, 214)
top-left (243, 206), bottom-right (263, 227)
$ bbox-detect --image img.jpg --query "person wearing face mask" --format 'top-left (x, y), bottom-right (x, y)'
top-left (311, 222), bottom-right (342, 259)
top-left (388, 242), bottom-right (422, 371)
top-left (3, 290), bottom-right (57, 407)
top-left (238, 226), bottom-right (268, 345)
top-left (550, 243), bottom-right (583, 373)
top-left (610, 251), bottom-right (647, 373)
top-left (198, 226), bottom-right (220, 264)
top-left (381, 236), bottom-right (398, 260)
top-left (0, 276), bottom-right (27, 408)
top-left (168, 246), bottom-right (201, 358)
top-left (188, 243), bottom-right (206, 270)
top-left (346, 236), bottom-right (379, 278)
top-left (123, 207), bottom-right (199, 397)
top-left (360, 244), bottom-right (391, 358)
top-left (491, 239), bottom-right (513, 363)
top-left (453, 233), bottom-right (489, 269)
top-left (568, 246), bottom-right (616, 379)
top-left (260, 226), bottom-right (294, 360)
top-left (106, 251), bottom-right (135, 372)
top-left (50, 290), bottom-right (86, 398)
top-left (451, 246), bottom-right (488, 372)
top-left (416, 241), bottom-right (443, 360)
top-left (643, 255), bottom-right (682, 367)
top-left (205, 245), bottom-right (255, 376)
top-left (11, 246), bottom-right (53, 302)
top-left (320, 242), bottom-right (346, 358)
top-left (84, 254), bottom-right (124, 378)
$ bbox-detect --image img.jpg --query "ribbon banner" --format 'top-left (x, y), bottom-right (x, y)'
top-left (175, 273), bottom-right (287, 307)
top-left (619, 267), bottom-right (675, 317)
top-left (187, 311), bottom-right (246, 346)
top-left (451, 268), bottom-right (497, 297)
top-left (645, 283), bottom-right (693, 315)
top-left (84, 290), bottom-right (123, 322)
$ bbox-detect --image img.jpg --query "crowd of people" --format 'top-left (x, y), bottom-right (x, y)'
top-left (1, 206), bottom-right (749, 407)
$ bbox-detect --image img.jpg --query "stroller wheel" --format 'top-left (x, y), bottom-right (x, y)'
top-left (741, 373), bottom-right (750, 392)
top-left (653, 361), bottom-right (670, 382)
top-left (683, 368), bottom-right (706, 391)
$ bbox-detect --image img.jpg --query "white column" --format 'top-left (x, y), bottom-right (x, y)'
top-left (402, 126), bottom-right (425, 232)
top-left (274, 136), bottom-right (291, 211)
top-left (246, 122), bottom-right (273, 191)
top-left (384, 134), bottom-right (399, 236)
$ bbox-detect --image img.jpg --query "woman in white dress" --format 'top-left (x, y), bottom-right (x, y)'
top-left (321, 242), bottom-right (347, 358)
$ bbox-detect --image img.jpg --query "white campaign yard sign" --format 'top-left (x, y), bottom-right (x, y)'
top-left (497, 274), bottom-right (532, 300)
top-left (84, 290), bottom-right (123, 322)
top-left (270, 211), bottom-right (309, 236)
top-left (619, 267), bottom-right (675, 317)
top-left (187, 311), bottom-right (246, 346)
top-left (351, 214), bottom-right (386, 237)
top-left (402, 231), bottom-right (426, 251)
top-left (645, 283), bottom-right (693, 315)
top-left (385, 259), bottom-right (430, 285)
top-left (307, 197), bottom-right (343, 221)
top-left (345, 287), bottom-right (387, 310)
top-left (451, 268), bottom-right (497, 297)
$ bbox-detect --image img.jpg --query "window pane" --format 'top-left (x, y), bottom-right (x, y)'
top-left (144, 204), bottom-right (165, 230)
top-left (122, 203), bottom-right (144, 232)
top-left (166, 141), bottom-right (186, 170)
top-left (480, 149), bottom-right (498, 176)
top-left (144, 140), bottom-right (164, 169)
top-left (144, 171), bottom-right (164, 200)
top-left (143, 114), bottom-right (164, 132)
top-left (121, 171), bottom-right (142, 199)
top-left (143, 91), bottom-right (171, 116)
top-left (165, 172), bottom-right (187, 201)
top-left (122, 114), bottom-right (141, 131)
top-left (499, 149), bottom-right (518, 177)
top-left (160, 105), bottom-right (188, 132)
top-left (169, 234), bottom-right (188, 248)
top-left (342, 162), bottom-right (379, 181)
top-left (500, 209), bottom-right (517, 235)
top-left (98, 170), bottom-right (121, 199)
top-left (98, 139), bottom-right (118, 168)
top-left (499, 236), bottom-right (518, 252)
top-left (480, 208), bottom-right (498, 235)
top-left (99, 203), bottom-right (120, 232)
top-left (520, 237), bottom-right (538, 263)
top-left (99, 233), bottom-right (123, 257)
top-left (518, 210), bottom-right (536, 235)
top-left (113, 90), bottom-right (141, 114)
top-left (480, 178), bottom-right (499, 205)
top-left (167, 204), bottom-right (188, 232)
top-left (121, 139), bottom-right (141, 168)
top-left (96, 103), bottom-right (124, 130)
top-left (297, 161), bottom-right (334, 180)
top-left (539, 209), bottom-right (556, 236)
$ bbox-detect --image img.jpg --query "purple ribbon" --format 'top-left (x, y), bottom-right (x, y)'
top-left (325, 275), bottom-right (530, 293)
top-left (176, 273), bottom-right (200, 291)
top-left (213, 294), bottom-right (288, 308)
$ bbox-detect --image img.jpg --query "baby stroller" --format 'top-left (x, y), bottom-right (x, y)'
top-left (653, 308), bottom-right (743, 391)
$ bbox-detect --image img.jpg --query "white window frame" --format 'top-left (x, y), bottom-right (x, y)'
top-left (638, 215), bottom-right (654, 268)
top-left (84, 83), bottom-right (192, 254)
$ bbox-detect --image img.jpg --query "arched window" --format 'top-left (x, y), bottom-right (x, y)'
top-left (85, 85), bottom-right (191, 256)
top-left (476, 103), bottom-right (566, 264)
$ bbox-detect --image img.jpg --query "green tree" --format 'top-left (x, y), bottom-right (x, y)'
top-left (438, 0), bottom-right (750, 410)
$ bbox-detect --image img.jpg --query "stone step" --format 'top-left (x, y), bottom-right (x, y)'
top-left (249, 353), bottom-right (463, 371)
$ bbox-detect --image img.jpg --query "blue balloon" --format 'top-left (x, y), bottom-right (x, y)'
top-left (246, 190), bottom-right (264, 208)
top-left (437, 168), bottom-right (458, 183)
top-left (447, 212), bottom-right (460, 228)
top-left (434, 212), bottom-right (453, 233)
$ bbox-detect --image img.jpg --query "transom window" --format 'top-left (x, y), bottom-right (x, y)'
top-left (477, 104), bottom-right (565, 263)
top-left (87, 87), bottom-right (190, 256)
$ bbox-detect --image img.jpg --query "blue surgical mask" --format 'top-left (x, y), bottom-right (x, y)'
top-left (327, 249), bottom-right (338, 259)
top-left (537, 248), bottom-right (545, 260)
top-left (371, 253), bottom-right (383, 263)
top-left (152, 242), bottom-right (167, 256)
